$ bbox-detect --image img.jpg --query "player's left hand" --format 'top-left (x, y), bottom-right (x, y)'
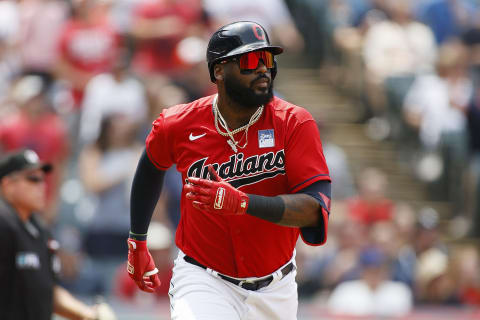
top-left (185, 165), bottom-right (249, 215)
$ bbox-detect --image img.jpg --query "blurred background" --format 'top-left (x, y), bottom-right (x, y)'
top-left (1, 0), bottom-right (480, 319)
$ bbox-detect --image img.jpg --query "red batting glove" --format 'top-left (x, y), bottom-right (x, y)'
top-left (126, 238), bottom-right (161, 292)
top-left (185, 165), bottom-right (249, 215)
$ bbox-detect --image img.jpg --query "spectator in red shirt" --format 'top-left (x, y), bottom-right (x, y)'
top-left (55, 0), bottom-right (119, 107)
top-left (0, 75), bottom-right (69, 223)
top-left (347, 167), bottom-right (394, 226)
top-left (130, 0), bottom-right (206, 76)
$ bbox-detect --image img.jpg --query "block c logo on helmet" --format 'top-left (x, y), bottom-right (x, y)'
top-left (252, 25), bottom-right (265, 40)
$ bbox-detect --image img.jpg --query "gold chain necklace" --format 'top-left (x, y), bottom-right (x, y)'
top-left (213, 95), bottom-right (263, 152)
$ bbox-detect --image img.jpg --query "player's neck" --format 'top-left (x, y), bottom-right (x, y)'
top-left (216, 94), bottom-right (261, 130)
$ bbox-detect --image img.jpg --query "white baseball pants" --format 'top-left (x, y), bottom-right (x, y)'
top-left (168, 250), bottom-right (298, 320)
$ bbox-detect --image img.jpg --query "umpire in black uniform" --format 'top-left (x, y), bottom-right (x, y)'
top-left (0, 149), bottom-right (116, 320)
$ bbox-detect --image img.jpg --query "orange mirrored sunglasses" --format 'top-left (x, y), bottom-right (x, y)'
top-left (237, 50), bottom-right (274, 70)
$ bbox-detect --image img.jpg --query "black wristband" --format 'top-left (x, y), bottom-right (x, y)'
top-left (246, 194), bottom-right (285, 223)
top-left (129, 231), bottom-right (147, 241)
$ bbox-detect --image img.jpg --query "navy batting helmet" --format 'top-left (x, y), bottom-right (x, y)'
top-left (206, 21), bottom-right (283, 83)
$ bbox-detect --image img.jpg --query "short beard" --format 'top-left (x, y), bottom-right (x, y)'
top-left (224, 74), bottom-right (274, 110)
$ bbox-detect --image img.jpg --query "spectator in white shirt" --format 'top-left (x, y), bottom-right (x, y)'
top-left (80, 50), bottom-right (148, 145)
top-left (327, 246), bottom-right (413, 318)
top-left (362, 0), bottom-right (437, 116)
top-left (403, 41), bottom-right (472, 214)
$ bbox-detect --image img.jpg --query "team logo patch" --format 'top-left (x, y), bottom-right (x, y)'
top-left (16, 252), bottom-right (40, 269)
top-left (258, 130), bottom-right (275, 148)
top-left (214, 187), bottom-right (225, 209)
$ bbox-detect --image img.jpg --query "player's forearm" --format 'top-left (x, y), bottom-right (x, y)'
top-left (246, 193), bottom-right (320, 227)
top-left (130, 149), bottom-right (165, 238)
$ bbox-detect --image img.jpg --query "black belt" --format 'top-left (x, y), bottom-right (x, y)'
top-left (183, 255), bottom-right (295, 291)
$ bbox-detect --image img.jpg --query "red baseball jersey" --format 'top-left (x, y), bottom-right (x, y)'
top-left (146, 95), bottom-right (330, 277)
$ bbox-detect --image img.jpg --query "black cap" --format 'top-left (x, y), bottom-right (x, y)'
top-left (0, 149), bottom-right (52, 180)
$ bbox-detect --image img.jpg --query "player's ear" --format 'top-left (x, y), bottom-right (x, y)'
top-left (213, 64), bottom-right (224, 82)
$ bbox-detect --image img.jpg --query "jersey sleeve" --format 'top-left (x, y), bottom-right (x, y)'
top-left (285, 116), bottom-right (330, 193)
top-left (297, 180), bottom-right (331, 246)
top-left (145, 113), bottom-right (174, 170)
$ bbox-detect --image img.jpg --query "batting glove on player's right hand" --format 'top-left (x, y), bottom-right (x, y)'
top-left (127, 238), bottom-right (161, 293)
top-left (185, 165), bottom-right (249, 215)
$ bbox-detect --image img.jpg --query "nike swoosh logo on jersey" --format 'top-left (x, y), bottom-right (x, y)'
top-left (189, 133), bottom-right (206, 141)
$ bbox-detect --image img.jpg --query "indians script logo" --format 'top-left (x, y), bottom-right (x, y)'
top-left (187, 150), bottom-right (286, 188)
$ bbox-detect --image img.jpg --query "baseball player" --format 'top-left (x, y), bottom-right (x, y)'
top-left (127, 21), bottom-right (331, 319)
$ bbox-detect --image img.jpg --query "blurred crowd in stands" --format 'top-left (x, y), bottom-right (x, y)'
top-left (289, 0), bottom-right (480, 317)
top-left (1, 0), bottom-right (480, 318)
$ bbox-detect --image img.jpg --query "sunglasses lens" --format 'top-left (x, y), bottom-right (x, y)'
top-left (261, 51), bottom-right (274, 68)
top-left (238, 52), bottom-right (257, 69)
top-left (26, 176), bottom-right (44, 183)
top-left (238, 51), bottom-right (274, 70)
